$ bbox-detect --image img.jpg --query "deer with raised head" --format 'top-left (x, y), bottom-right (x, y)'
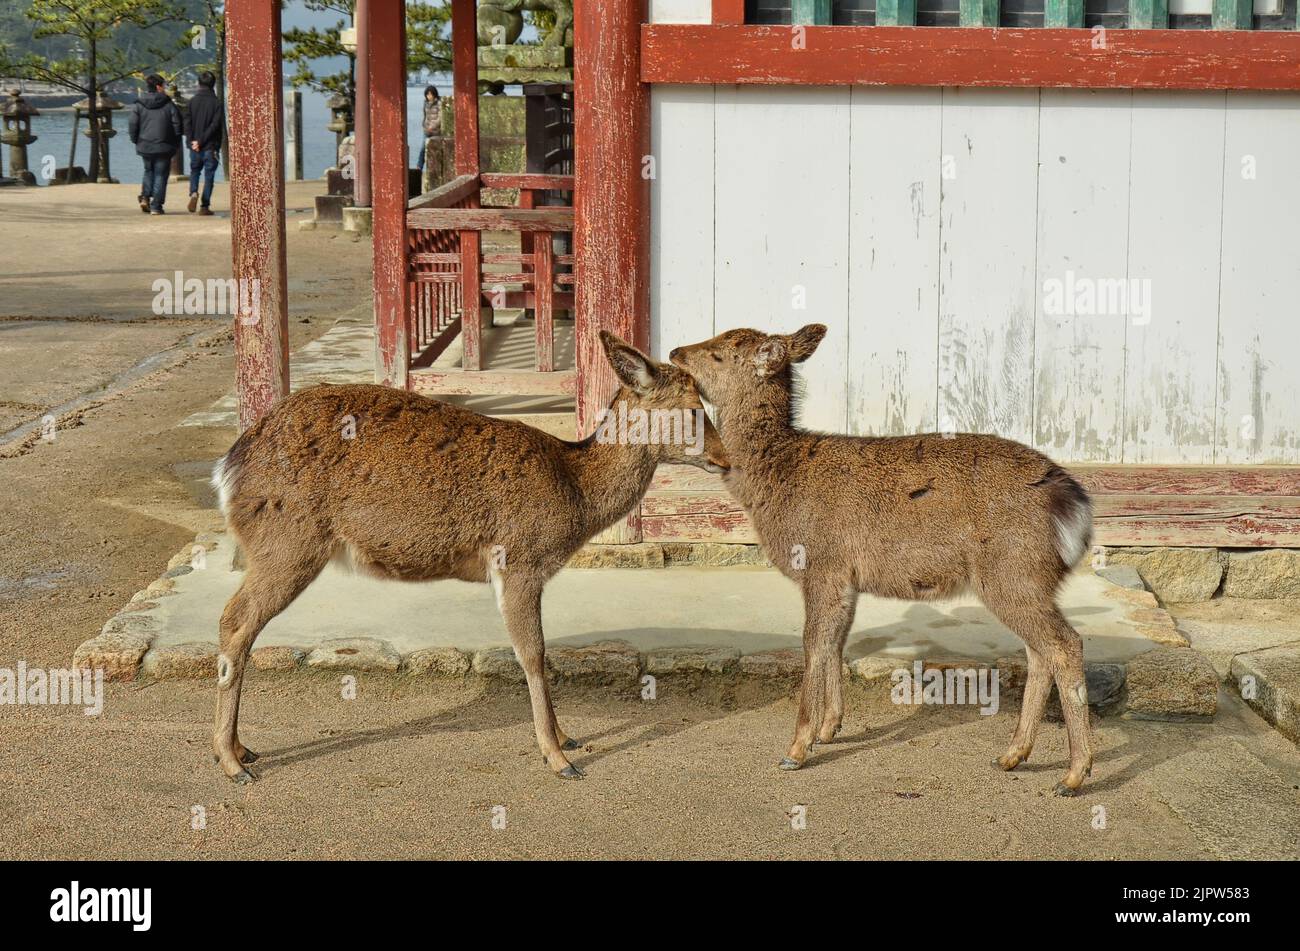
top-left (209, 332), bottom-right (727, 783)
top-left (670, 325), bottom-right (1095, 795)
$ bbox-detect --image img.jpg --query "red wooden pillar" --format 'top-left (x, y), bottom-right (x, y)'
top-left (452, 0), bottom-right (483, 370)
top-left (370, 0), bottom-right (409, 387)
top-left (353, 0), bottom-right (372, 208)
top-left (226, 0), bottom-right (290, 431)
top-left (575, 0), bottom-right (651, 541)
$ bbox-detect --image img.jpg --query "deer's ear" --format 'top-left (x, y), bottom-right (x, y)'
top-left (788, 323), bottom-right (827, 363)
top-left (752, 336), bottom-right (789, 378)
top-left (600, 330), bottom-right (658, 394)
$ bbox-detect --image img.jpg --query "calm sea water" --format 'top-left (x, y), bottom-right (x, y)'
top-left (21, 84), bottom-right (450, 186)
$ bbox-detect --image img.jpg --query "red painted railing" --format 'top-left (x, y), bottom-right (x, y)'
top-left (404, 173), bottom-right (577, 396)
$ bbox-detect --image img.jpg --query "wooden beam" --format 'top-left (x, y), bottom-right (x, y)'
top-left (711, 0), bottom-right (747, 23)
top-left (1045, 0), bottom-right (1085, 27)
top-left (226, 0), bottom-right (289, 431)
top-left (353, 0), bottom-right (371, 207)
top-left (409, 369), bottom-right (577, 397)
top-left (959, 0), bottom-right (1000, 26)
top-left (1127, 0), bottom-right (1168, 29)
top-left (1212, 0), bottom-right (1253, 29)
top-left (369, 0), bottom-right (408, 389)
top-left (792, 0), bottom-right (833, 24)
top-left (407, 206), bottom-right (576, 231)
top-left (875, 0), bottom-right (918, 26)
top-left (452, 0), bottom-right (480, 178)
top-left (640, 25), bottom-right (1300, 90)
top-left (408, 173), bottom-right (479, 210)
top-left (479, 172), bottom-right (576, 191)
top-left (576, 0), bottom-right (651, 543)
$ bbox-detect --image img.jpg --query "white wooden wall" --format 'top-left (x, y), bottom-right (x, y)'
top-left (649, 84), bottom-right (1300, 464)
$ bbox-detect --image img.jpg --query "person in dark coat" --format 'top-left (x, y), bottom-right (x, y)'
top-left (128, 74), bottom-right (183, 214)
top-left (184, 71), bottom-right (224, 215)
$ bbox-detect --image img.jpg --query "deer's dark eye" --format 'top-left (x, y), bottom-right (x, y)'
top-left (711, 353), bottom-right (723, 362)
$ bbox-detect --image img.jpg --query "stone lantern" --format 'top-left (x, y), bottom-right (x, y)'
top-left (74, 92), bottom-right (122, 183)
top-left (1, 89), bottom-right (39, 185)
top-left (327, 90), bottom-right (354, 167)
top-left (168, 83), bottom-right (189, 178)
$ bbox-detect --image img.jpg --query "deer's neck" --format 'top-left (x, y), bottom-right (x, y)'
top-left (563, 436), bottom-right (659, 538)
top-left (717, 377), bottom-right (798, 473)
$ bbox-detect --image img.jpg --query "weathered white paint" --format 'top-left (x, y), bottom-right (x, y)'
top-left (1033, 89), bottom-right (1132, 463)
top-left (650, 85), bottom-right (715, 361)
top-left (649, 85), bottom-right (1300, 463)
top-left (937, 87), bottom-right (1039, 445)
top-left (1123, 92), bottom-right (1225, 464)
top-left (846, 86), bottom-right (941, 438)
top-left (648, 0), bottom-right (712, 24)
top-left (713, 85), bottom-right (851, 434)
top-left (1215, 92), bottom-right (1300, 464)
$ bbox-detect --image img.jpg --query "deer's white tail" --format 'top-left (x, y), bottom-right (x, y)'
top-left (211, 451), bottom-right (239, 518)
top-left (1046, 468), bottom-right (1093, 568)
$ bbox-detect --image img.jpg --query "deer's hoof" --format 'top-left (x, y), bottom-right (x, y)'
top-left (996, 754), bottom-right (1023, 771)
top-left (778, 757), bottom-right (802, 771)
top-left (1052, 781), bottom-right (1080, 798)
top-left (560, 738), bottom-right (580, 752)
top-left (240, 749), bottom-right (260, 764)
top-left (558, 764), bottom-right (585, 780)
top-left (231, 768), bottom-right (257, 785)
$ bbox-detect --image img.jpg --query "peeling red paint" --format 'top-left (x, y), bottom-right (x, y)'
top-left (370, 0), bottom-right (409, 388)
top-left (227, 0), bottom-right (289, 431)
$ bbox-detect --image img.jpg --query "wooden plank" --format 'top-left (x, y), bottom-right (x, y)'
top-left (452, 0), bottom-right (479, 178)
top-left (1095, 494), bottom-right (1300, 517)
top-left (1128, 0), bottom-right (1169, 28)
top-left (1212, 0), bottom-right (1253, 29)
top-left (937, 87), bottom-right (1039, 445)
top-left (534, 233), bottom-right (555, 372)
top-left (410, 316), bottom-right (461, 369)
top-left (1032, 89), bottom-right (1132, 462)
top-left (1215, 93), bottom-right (1300, 464)
top-left (792, 0), bottom-right (834, 23)
top-left (649, 85), bottom-right (715, 361)
top-left (1123, 92), bottom-right (1224, 463)
top-left (641, 510), bottom-right (757, 543)
top-left (846, 86), bottom-right (940, 437)
top-left (407, 207), bottom-right (575, 232)
top-left (1045, 0), bottom-right (1085, 26)
top-left (714, 85), bottom-right (851, 433)
top-left (353, 0), bottom-right (371, 206)
top-left (369, 0), bottom-right (409, 389)
top-left (226, 0), bottom-right (289, 430)
top-left (1072, 465), bottom-right (1300, 496)
top-left (409, 369), bottom-right (577, 397)
top-left (576, 0), bottom-right (650, 543)
top-left (460, 230), bottom-right (482, 371)
top-left (1094, 513), bottom-right (1300, 547)
top-left (480, 173), bottom-right (575, 191)
top-left (875, 0), bottom-right (919, 25)
top-left (642, 490), bottom-right (745, 516)
top-left (959, 0), bottom-right (1000, 26)
top-left (639, 26), bottom-right (1300, 90)
top-left (408, 173), bottom-right (478, 210)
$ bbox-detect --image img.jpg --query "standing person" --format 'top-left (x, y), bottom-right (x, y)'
top-left (128, 74), bottom-right (183, 215)
top-left (185, 71), bottom-right (224, 215)
top-left (416, 85), bottom-right (441, 178)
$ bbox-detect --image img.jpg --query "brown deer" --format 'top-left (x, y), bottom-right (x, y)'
top-left (669, 325), bottom-right (1095, 795)
top-left (209, 332), bottom-right (727, 783)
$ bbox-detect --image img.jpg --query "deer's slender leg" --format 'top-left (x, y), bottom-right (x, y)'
top-left (817, 589), bottom-right (857, 744)
top-left (983, 591), bottom-right (1093, 795)
top-left (997, 644), bottom-right (1051, 771)
top-left (782, 576), bottom-right (855, 769)
top-left (214, 553), bottom-right (326, 782)
top-left (496, 571), bottom-right (578, 777)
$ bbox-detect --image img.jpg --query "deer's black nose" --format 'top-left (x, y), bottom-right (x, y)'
top-left (669, 347), bottom-right (685, 364)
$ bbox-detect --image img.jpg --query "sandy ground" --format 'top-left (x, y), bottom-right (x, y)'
top-left (0, 183), bottom-right (1297, 861)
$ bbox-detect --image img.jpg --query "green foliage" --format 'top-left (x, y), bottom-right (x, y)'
top-left (282, 0), bottom-right (452, 102)
top-left (0, 0), bottom-right (197, 95)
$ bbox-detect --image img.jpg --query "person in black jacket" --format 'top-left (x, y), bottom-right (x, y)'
top-left (184, 71), bottom-right (224, 215)
top-left (128, 74), bottom-right (183, 214)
